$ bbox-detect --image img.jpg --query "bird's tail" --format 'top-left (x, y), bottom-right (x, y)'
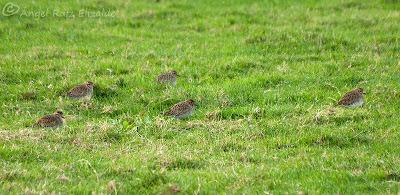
top-left (162, 110), bottom-right (172, 116)
top-left (336, 100), bottom-right (344, 107)
top-left (31, 123), bottom-right (39, 128)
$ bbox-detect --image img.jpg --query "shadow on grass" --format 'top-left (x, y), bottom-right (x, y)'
top-left (385, 173), bottom-right (400, 182)
top-left (315, 113), bottom-right (369, 126)
top-left (93, 85), bottom-right (118, 99)
top-left (165, 159), bottom-right (204, 170)
top-left (105, 168), bottom-right (168, 192)
top-left (307, 135), bottom-right (371, 148)
top-left (220, 142), bottom-right (245, 152)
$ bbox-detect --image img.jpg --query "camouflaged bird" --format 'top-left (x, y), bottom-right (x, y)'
top-left (157, 70), bottom-right (178, 85)
top-left (67, 81), bottom-right (94, 100)
top-left (164, 99), bottom-right (196, 119)
top-left (34, 110), bottom-right (64, 128)
top-left (338, 88), bottom-right (365, 108)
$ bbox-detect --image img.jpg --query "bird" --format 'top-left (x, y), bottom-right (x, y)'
top-left (164, 99), bottom-right (196, 119)
top-left (67, 81), bottom-right (94, 100)
top-left (34, 110), bottom-right (64, 128)
top-left (157, 70), bottom-right (178, 85)
top-left (338, 88), bottom-right (366, 108)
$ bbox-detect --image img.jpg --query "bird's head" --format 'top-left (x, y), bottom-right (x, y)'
top-left (356, 87), bottom-right (366, 95)
top-left (170, 70), bottom-right (178, 76)
top-left (187, 99), bottom-right (196, 106)
top-left (86, 81), bottom-right (94, 88)
top-left (54, 110), bottom-right (64, 118)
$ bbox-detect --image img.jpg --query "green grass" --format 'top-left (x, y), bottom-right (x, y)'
top-left (1, 0), bottom-right (400, 194)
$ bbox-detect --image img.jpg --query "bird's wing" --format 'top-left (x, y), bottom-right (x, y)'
top-left (164, 103), bottom-right (189, 116)
top-left (338, 91), bottom-right (357, 105)
top-left (175, 103), bottom-right (191, 114)
top-left (164, 105), bottom-right (178, 116)
top-left (157, 74), bottom-right (169, 82)
top-left (37, 115), bottom-right (57, 126)
top-left (68, 85), bottom-right (88, 97)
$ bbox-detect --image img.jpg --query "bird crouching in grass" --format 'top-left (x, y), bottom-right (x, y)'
top-left (33, 110), bottom-right (65, 128)
top-left (67, 81), bottom-right (94, 100)
top-left (338, 88), bottom-right (366, 108)
top-left (164, 99), bottom-right (196, 119)
top-left (157, 70), bottom-right (178, 85)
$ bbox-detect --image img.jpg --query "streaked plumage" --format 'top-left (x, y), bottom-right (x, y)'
top-left (67, 81), bottom-right (94, 100)
top-left (34, 110), bottom-right (64, 128)
top-left (157, 70), bottom-right (178, 85)
top-left (164, 99), bottom-right (196, 119)
top-left (338, 88), bottom-right (365, 108)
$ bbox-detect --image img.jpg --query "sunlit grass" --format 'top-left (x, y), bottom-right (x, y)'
top-left (1, 0), bottom-right (400, 194)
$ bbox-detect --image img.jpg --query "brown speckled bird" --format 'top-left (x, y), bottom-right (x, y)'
top-left (157, 70), bottom-right (178, 85)
top-left (67, 81), bottom-right (94, 100)
top-left (338, 88), bottom-right (365, 108)
top-left (34, 110), bottom-right (64, 128)
top-left (164, 99), bottom-right (196, 119)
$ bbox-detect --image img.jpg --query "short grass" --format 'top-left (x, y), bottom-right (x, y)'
top-left (1, 0), bottom-right (400, 194)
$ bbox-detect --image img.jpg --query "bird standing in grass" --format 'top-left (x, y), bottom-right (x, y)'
top-left (338, 88), bottom-right (365, 108)
top-left (34, 110), bottom-right (64, 128)
top-left (67, 81), bottom-right (94, 100)
top-left (164, 99), bottom-right (196, 119)
top-left (157, 70), bottom-right (178, 85)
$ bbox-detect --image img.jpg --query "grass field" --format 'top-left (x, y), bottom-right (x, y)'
top-left (1, 0), bottom-right (400, 194)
